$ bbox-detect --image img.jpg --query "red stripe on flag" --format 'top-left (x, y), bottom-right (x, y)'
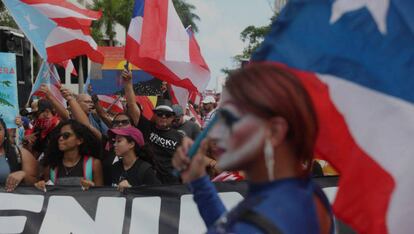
top-left (126, 36), bottom-right (198, 91)
top-left (140, 0), bottom-right (169, 60)
top-left (53, 18), bottom-right (93, 34)
top-left (136, 96), bottom-right (155, 120)
top-left (188, 33), bottom-right (209, 71)
top-left (188, 104), bottom-right (203, 127)
top-left (21, 0), bottom-right (102, 20)
top-left (97, 95), bottom-right (123, 113)
top-left (278, 64), bottom-right (394, 234)
top-left (46, 39), bottom-right (104, 64)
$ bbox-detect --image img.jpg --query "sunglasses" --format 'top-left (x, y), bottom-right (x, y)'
top-left (59, 132), bottom-right (73, 140)
top-left (155, 111), bottom-right (174, 118)
top-left (112, 119), bottom-right (130, 127)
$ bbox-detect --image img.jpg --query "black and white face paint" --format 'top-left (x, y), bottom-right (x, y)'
top-left (208, 90), bottom-right (267, 171)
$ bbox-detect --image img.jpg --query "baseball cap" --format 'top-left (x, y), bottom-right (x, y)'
top-left (172, 104), bottom-right (184, 116)
top-left (108, 126), bottom-right (145, 147)
top-left (202, 96), bottom-right (216, 104)
top-left (153, 99), bottom-right (174, 112)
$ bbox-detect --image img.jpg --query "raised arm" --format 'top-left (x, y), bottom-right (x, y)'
top-left (39, 84), bottom-right (70, 120)
top-left (60, 87), bottom-right (102, 140)
top-left (122, 69), bottom-right (141, 126)
top-left (92, 94), bottom-right (113, 128)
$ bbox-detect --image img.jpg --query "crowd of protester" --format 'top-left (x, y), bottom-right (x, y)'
top-left (0, 64), bottom-right (333, 194)
top-left (0, 63), bottom-right (338, 233)
top-left (0, 68), bottom-right (244, 192)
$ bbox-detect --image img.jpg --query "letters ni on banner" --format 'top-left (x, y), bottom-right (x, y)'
top-left (0, 177), bottom-right (352, 234)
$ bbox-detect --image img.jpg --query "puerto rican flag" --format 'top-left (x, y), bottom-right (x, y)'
top-left (125, 0), bottom-right (210, 98)
top-left (252, 0), bottom-right (414, 233)
top-left (57, 60), bottom-right (77, 76)
top-left (30, 61), bottom-right (66, 107)
top-left (2, 0), bottom-right (103, 64)
top-left (97, 95), bottom-right (124, 113)
top-left (189, 90), bottom-right (202, 106)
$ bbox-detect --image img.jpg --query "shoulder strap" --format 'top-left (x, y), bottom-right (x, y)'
top-left (14, 145), bottom-right (22, 165)
top-left (312, 181), bottom-right (335, 234)
top-left (83, 156), bottom-right (93, 181)
top-left (50, 167), bottom-right (58, 184)
top-left (239, 209), bottom-right (283, 234)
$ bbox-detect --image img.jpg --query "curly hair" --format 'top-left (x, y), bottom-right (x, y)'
top-left (44, 119), bottom-right (102, 168)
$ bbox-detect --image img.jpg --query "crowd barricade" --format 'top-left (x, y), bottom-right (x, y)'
top-left (0, 176), bottom-right (355, 234)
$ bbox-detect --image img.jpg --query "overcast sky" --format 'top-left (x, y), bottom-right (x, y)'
top-left (186, 0), bottom-right (275, 91)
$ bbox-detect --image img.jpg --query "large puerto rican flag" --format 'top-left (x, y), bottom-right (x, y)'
top-left (125, 0), bottom-right (211, 101)
top-left (2, 0), bottom-right (104, 64)
top-left (252, 0), bottom-right (414, 233)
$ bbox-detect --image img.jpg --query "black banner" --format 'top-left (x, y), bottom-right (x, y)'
top-left (0, 176), bottom-right (354, 234)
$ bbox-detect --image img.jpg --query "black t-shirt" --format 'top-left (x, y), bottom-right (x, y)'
top-left (176, 120), bottom-right (201, 140)
top-left (111, 159), bottom-right (161, 186)
top-left (101, 136), bottom-right (117, 186)
top-left (137, 117), bottom-right (183, 184)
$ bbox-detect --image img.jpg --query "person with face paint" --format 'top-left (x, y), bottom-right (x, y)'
top-left (173, 63), bottom-right (334, 234)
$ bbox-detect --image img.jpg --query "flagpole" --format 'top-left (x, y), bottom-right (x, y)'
top-left (106, 95), bottom-right (122, 112)
top-left (78, 57), bottom-right (84, 94)
top-left (30, 43), bottom-right (34, 84)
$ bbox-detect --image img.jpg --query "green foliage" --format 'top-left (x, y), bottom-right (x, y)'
top-left (89, 0), bottom-right (200, 46)
top-left (221, 13), bottom-right (278, 76)
top-left (0, 2), bottom-right (18, 29)
top-left (89, 0), bottom-right (123, 46)
top-left (172, 0), bottom-right (200, 32)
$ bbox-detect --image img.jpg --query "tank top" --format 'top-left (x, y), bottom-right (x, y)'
top-left (50, 156), bottom-right (93, 185)
top-left (0, 156), bottom-right (11, 184)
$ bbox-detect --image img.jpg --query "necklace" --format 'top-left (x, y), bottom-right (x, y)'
top-left (63, 158), bottom-right (81, 176)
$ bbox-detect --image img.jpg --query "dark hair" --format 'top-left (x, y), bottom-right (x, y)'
top-left (0, 118), bottom-right (21, 172)
top-left (123, 136), bottom-right (163, 175)
top-left (44, 119), bottom-right (102, 168)
top-left (113, 112), bottom-right (133, 122)
top-left (225, 63), bottom-right (318, 175)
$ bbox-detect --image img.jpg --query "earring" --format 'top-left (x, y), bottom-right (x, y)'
top-left (264, 138), bottom-right (274, 181)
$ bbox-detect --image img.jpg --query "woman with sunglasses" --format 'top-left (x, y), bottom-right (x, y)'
top-left (109, 126), bottom-right (161, 191)
top-left (112, 113), bottom-right (132, 128)
top-left (0, 118), bottom-right (38, 192)
top-left (35, 120), bottom-right (103, 189)
top-left (173, 64), bottom-right (334, 234)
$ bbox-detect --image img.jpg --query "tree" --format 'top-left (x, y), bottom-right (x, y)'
top-left (173, 0), bottom-right (200, 32)
top-left (90, 0), bottom-right (123, 46)
top-left (221, 14), bottom-right (278, 76)
top-left (0, 2), bottom-right (17, 29)
top-left (90, 0), bottom-right (200, 45)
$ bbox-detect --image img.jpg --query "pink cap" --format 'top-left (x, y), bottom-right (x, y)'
top-left (108, 126), bottom-right (145, 147)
